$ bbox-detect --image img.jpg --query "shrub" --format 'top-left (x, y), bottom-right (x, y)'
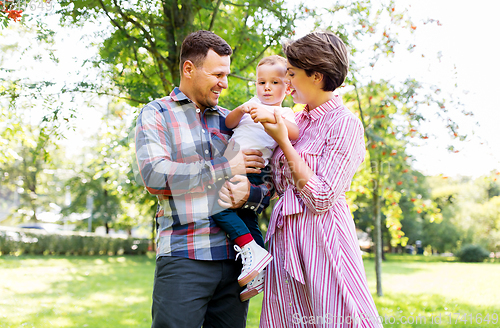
top-left (456, 244), bottom-right (490, 262)
top-left (0, 228), bottom-right (149, 256)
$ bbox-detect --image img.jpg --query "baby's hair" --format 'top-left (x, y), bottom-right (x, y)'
top-left (257, 55), bottom-right (287, 68)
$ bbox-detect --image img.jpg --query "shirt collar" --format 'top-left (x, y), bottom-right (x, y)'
top-left (170, 87), bottom-right (225, 114)
top-left (302, 95), bottom-right (344, 122)
top-left (170, 87), bottom-right (189, 102)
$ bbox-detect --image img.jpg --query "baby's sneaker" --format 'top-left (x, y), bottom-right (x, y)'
top-left (234, 240), bottom-right (272, 287)
top-left (240, 269), bottom-right (266, 302)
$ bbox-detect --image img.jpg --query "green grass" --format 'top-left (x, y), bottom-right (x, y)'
top-left (1, 254), bottom-right (499, 327)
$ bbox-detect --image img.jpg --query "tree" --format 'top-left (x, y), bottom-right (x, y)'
top-left (1, 1), bottom-right (24, 28)
top-left (61, 101), bottom-right (156, 235)
top-left (1, 23), bottom-right (73, 224)
top-left (49, 0), bottom-right (307, 237)
top-left (312, 0), bottom-right (466, 296)
top-left (56, 0), bottom-right (307, 108)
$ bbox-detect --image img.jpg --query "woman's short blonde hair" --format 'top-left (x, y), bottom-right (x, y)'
top-left (283, 31), bottom-right (349, 91)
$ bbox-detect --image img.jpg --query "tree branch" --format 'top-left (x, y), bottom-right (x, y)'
top-left (110, 0), bottom-right (168, 67)
top-left (209, 0), bottom-right (223, 31)
top-left (354, 81), bottom-right (371, 145)
top-left (228, 73), bottom-right (254, 82)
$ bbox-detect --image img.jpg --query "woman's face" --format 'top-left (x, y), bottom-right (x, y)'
top-left (285, 61), bottom-right (317, 107)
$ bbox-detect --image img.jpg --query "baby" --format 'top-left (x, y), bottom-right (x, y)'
top-left (212, 55), bottom-right (299, 301)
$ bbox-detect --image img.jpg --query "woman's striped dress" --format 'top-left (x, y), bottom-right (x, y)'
top-left (260, 96), bottom-right (383, 328)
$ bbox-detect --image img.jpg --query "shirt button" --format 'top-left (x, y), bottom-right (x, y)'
top-left (205, 150), bottom-right (209, 154)
top-left (244, 205), bottom-right (249, 209)
top-left (207, 185), bottom-right (212, 189)
top-left (196, 108), bottom-right (201, 113)
top-left (202, 129), bottom-right (206, 133)
top-left (250, 206), bottom-right (255, 210)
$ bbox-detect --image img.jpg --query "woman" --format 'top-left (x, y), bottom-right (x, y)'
top-left (257, 32), bottom-right (382, 327)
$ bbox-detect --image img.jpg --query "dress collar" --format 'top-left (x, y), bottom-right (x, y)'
top-left (301, 95), bottom-right (344, 122)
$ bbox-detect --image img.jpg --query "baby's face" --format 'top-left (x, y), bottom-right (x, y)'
top-left (255, 64), bottom-right (288, 107)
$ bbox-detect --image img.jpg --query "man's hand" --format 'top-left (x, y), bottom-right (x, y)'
top-left (223, 140), bottom-right (265, 176)
top-left (218, 175), bottom-right (250, 209)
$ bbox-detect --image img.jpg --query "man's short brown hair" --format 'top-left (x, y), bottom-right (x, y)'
top-left (180, 30), bottom-right (232, 71)
top-left (283, 31), bottom-right (349, 91)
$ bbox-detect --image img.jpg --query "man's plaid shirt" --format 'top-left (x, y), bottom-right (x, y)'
top-left (135, 88), bottom-right (270, 260)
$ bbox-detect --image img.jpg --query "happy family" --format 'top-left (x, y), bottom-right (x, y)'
top-left (135, 30), bottom-right (383, 328)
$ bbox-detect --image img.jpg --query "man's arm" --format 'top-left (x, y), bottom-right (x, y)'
top-left (135, 103), bottom-right (264, 196)
top-left (218, 166), bottom-right (273, 214)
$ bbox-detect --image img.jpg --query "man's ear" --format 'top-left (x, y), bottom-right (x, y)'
top-left (182, 60), bottom-right (196, 79)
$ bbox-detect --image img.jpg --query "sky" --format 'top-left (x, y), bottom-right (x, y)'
top-left (291, 0), bottom-right (500, 178)
top-left (6, 0), bottom-right (499, 179)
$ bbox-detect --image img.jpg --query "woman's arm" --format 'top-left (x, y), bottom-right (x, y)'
top-left (284, 120), bottom-right (299, 140)
top-left (264, 109), bottom-right (365, 214)
top-left (250, 106), bottom-right (300, 140)
top-left (262, 109), bottom-right (313, 191)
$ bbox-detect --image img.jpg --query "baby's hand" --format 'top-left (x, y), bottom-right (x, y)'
top-left (235, 103), bottom-right (254, 115)
top-left (250, 106), bottom-right (276, 124)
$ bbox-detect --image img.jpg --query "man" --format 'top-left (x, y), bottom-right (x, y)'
top-left (135, 30), bottom-right (270, 328)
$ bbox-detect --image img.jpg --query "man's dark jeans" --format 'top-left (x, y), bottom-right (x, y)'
top-left (151, 256), bottom-right (249, 328)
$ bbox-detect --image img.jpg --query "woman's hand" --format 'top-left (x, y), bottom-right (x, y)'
top-left (262, 108), bottom-right (289, 146)
top-left (250, 106), bottom-right (276, 124)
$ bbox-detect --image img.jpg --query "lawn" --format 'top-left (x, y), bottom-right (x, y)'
top-left (0, 254), bottom-right (499, 327)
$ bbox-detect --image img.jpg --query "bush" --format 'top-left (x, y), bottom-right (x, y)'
top-left (456, 244), bottom-right (490, 262)
top-left (0, 228), bottom-right (149, 256)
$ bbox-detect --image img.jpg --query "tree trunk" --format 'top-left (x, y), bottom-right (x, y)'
top-left (373, 177), bottom-right (383, 297)
top-left (151, 213), bottom-right (156, 252)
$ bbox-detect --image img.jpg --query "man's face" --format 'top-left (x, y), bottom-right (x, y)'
top-left (190, 49), bottom-right (231, 110)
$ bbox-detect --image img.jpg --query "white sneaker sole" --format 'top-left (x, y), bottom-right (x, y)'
top-left (240, 283), bottom-right (264, 302)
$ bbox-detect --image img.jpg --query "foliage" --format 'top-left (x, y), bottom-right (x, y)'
top-left (1, 1), bottom-right (24, 28)
top-left (0, 23), bottom-right (75, 224)
top-left (422, 173), bottom-right (500, 254)
top-left (60, 102), bottom-right (156, 234)
top-left (456, 244), bottom-right (490, 263)
top-left (56, 0), bottom-right (308, 108)
top-left (0, 228), bottom-right (149, 255)
top-left (311, 0), bottom-right (471, 296)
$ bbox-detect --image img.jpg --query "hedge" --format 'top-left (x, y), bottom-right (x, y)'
top-left (0, 227), bottom-right (149, 256)
top-left (456, 244), bottom-right (490, 263)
